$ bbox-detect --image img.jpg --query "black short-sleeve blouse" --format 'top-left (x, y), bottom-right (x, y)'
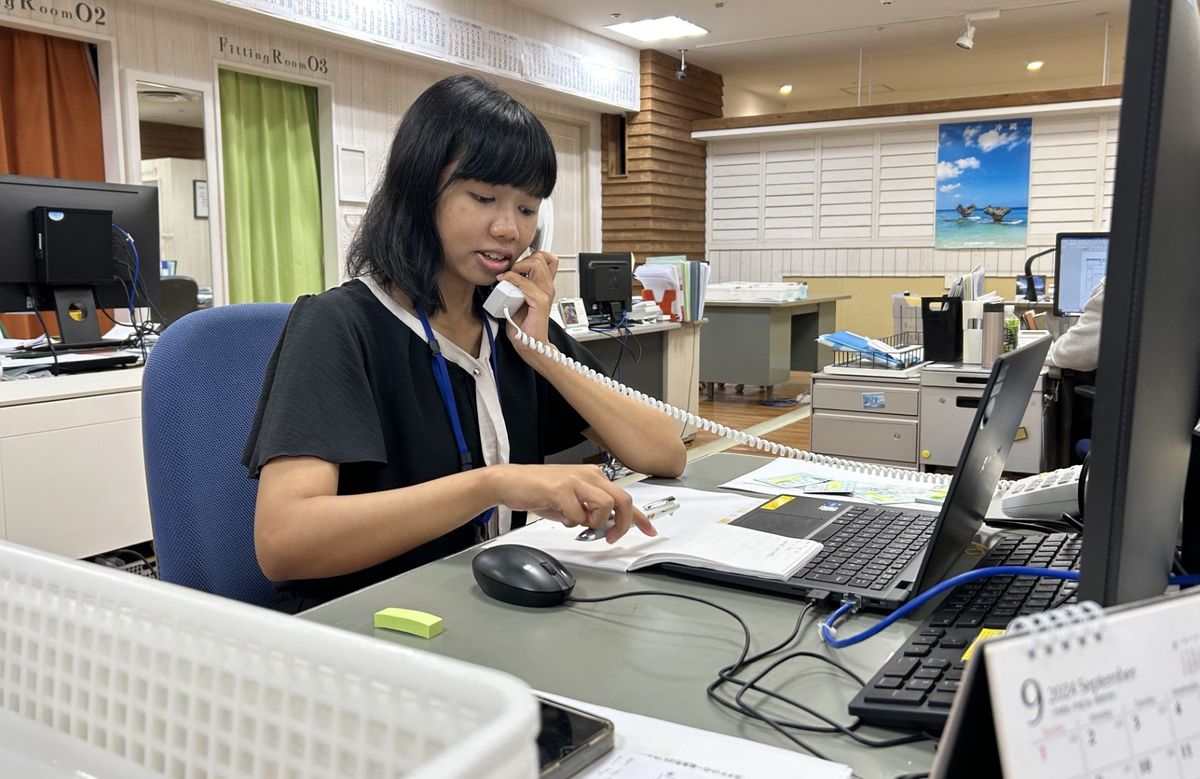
top-left (242, 279), bottom-right (606, 610)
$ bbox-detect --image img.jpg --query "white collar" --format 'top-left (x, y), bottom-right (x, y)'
top-left (359, 276), bottom-right (493, 366)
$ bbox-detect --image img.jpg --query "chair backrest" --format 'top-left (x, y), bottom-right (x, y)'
top-left (142, 303), bottom-right (291, 605)
top-left (158, 275), bottom-right (200, 328)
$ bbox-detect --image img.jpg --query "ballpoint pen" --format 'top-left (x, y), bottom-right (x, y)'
top-left (575, 496), bottom-right (679, 541)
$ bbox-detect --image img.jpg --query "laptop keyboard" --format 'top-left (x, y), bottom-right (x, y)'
top-left (798, 504), bottom-right (938, 591)
top-left (848, 532), bottom-right (1081, 731)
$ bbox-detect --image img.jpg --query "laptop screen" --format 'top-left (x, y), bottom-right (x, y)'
top-left (912, 335), bottom-right (1052, 595)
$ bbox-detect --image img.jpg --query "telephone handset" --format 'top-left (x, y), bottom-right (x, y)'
top-left (483, 198), bottom-right (553, 318)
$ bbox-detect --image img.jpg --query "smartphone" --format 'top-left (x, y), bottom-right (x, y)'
top-left (536, 697), bottom-right (614, 779)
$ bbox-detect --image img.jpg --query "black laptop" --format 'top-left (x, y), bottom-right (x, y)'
top-left (662, 336), bottom-right (1051, 611)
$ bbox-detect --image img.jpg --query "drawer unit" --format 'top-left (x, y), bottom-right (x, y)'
top-left (811, 370), bottom-right (922, 470)
top-left (0, 369), bottom-right (150, 559)
top-left (811, 410), bottom-right (918, 466)
top-left (919, 363), bottom-right (1049, 474)
top-left (812, 379), bottom-right (919, 416)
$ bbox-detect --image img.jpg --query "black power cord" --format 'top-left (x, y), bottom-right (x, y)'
top-left (567, 590), bottom-right (834, 760)
top-left (30, 294), bottom-right (61, 374)
top-left (566, 590), bottom-right (934, 761)
top-left (1077, 451), bottom-right (1090, 522)
top-left (586, 316), bottom-right (641, 380)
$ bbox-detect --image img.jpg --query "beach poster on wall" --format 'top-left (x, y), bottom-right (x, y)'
top-left (935, 119), bottom-right (1032, 249)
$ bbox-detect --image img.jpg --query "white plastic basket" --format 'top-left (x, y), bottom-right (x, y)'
top-left (0, 542), bottom-right (538, 778)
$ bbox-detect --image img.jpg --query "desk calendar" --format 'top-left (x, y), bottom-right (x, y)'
top-left (934, 592), bottom-right (1200, 779)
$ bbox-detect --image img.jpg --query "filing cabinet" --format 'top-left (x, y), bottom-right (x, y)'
top-left (810, 371), bottom-right (922, 470)
top-left (919, 362), bottom-right (1049, 474)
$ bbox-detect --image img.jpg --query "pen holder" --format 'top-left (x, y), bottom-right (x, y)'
top-left (921, 296), bottom-right (963, 362)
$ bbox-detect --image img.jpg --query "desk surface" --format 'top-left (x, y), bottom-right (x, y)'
top-left (301, 453), bottom-right (938, 778)
top-left (572, 320), bottom-right (681, 343)
top-left (705, 294), bottom-right (851, 309)
top-left (0, 365), bottom-right (144, 407)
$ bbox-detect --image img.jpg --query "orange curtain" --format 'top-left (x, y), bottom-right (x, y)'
top-left (0, 26), bottom-right (105, 337)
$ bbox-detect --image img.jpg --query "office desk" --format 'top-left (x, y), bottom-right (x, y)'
top-left (301, 453), bottom-right (938, 778)
top-left (0, 367), bottom-right (150, 557)
top-left (700, 296), bottom-right (850, 400)
top-left (573, 321), bottom-right (695, 412)
top-left (549, 321), bottom-right (703, 466)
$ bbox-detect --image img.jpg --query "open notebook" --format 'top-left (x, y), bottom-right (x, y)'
top-left (485, 484), bottom-right (821, 581)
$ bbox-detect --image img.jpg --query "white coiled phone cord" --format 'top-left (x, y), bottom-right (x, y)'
top-left (501, 310), bottom-right (949, 486)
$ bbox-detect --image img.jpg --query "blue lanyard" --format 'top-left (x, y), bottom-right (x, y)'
top-left (416, 309), bottom-right (499, 533)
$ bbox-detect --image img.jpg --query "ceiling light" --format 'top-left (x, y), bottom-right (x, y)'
top-left (955, 10), bottom-right (998, 51)
top-left (604, 15), bottom-right (708, 42)
top-left (1026, 60), bottom-right (1044, 71)
top-left (955, 21), bottom-right (975, 50)
top-left (675, 49), bottom-right (688, 81)
top-left (778, 84), bottom-right (793, 96)
top-left (139, 90), bottom-right (195, 103)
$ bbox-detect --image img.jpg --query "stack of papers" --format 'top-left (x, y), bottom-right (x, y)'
top-left (817, 331), bottom-right (906, 366)
top-left (706, 281), bottom-right (807, 303)
top-left (634, 256), bottom-right (710, 322)
top-left (0, 336), bottom-right (49, 353)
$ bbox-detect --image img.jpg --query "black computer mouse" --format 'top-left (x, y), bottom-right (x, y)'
top-left (472, 545), bottom-right (576, 607)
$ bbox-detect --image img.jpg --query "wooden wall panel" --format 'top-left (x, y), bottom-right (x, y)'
top-left (694, 85), bottom-right (1123, 133)
top-left (139, 121), bottom-right (205, 159)
top-left (602, 49), bottom-right (722, 264)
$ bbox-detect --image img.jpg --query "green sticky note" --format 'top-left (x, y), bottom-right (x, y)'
top-left (374, 607), bottom-right (443, 639)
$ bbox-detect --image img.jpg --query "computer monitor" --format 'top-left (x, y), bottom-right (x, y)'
top-left (0, 175), bottom-right (160, 344)
top-left (1053, 232), bottom-right (1109, 316)
top-left (1078, 0), bottom-right (1200, 606)
top-left (579, 252), bottom-right (632, 324)
top-left (1015, 274), bottom-right (1044, 301)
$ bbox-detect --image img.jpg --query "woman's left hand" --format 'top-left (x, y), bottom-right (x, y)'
top-left (496, 250), bottom-right (559, 357)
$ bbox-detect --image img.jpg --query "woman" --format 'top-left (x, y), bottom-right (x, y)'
top-left (243, 74), bottom-right (686, 611)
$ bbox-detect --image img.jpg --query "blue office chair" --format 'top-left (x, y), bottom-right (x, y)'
top-left (142, 303), bottom-right (291, 606)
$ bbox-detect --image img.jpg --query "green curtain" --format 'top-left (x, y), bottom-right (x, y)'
top-left (219, 70), bottom-right (324, 303)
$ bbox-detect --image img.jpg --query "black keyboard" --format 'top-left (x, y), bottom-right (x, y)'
top-left (848, 532), bottom-right (1081, 731)
top-left (49, 354), bottom-right (139, 373)
top-left (797, 504), bottom-right (937, 592)
top-left (12, 339), bottom-right (123, 353)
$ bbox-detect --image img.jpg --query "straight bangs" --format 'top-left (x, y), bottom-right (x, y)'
top-left (447, 111), bottom-right (556, 199)
top-left (346, 74), bottom-right (556, 313)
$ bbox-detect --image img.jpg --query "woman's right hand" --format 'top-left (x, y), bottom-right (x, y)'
top-left (486, 463), bottom-right (656, 543)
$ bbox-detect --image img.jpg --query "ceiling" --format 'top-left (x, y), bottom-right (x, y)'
top-left (513, 0), bottom-right (1130, 112)
top-left (136, 83), bottom-right (205, 128)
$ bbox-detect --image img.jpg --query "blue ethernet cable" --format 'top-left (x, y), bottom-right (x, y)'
top-left (819, 566), bottom-right (1200, 649)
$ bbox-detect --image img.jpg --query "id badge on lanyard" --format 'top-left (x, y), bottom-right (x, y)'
top-left (417, 309), bottom-right (499, 542)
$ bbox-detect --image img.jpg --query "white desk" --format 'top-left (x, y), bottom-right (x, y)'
top-left (0, 368), bottom-right (150, 557)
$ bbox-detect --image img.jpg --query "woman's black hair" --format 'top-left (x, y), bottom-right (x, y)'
top-left (346, 74), bottom-right (557, 313)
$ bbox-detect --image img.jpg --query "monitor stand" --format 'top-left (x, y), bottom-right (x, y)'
top-left (52, 287), bottom-right (102, 346)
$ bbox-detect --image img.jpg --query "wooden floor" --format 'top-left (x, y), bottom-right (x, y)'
top-left (687, 371), bottom-right (813, 456)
